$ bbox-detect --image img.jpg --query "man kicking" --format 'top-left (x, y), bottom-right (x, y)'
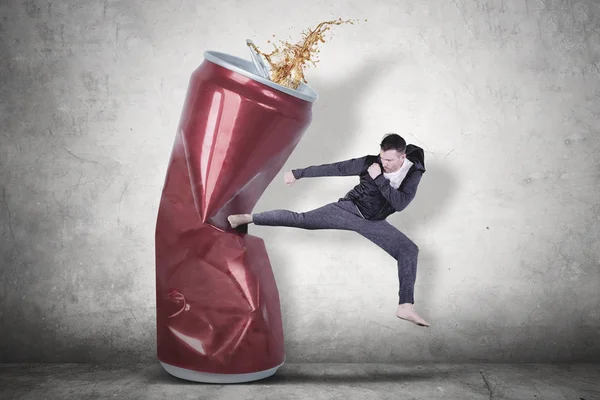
top-left (228, 133), bottom-right (430, 327)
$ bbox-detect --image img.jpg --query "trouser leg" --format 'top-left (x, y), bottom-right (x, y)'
top-left (252, 200), bottom-right (362, 230)
top-left (354, 220), bottom-right (419, 304)
top-left (253, 200), bottom-right (419, 304)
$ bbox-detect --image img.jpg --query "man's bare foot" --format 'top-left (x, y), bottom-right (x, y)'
top-left (396, 303), bottom-right (430, 327)
top-left (227, 214), bottom-right (252, 228)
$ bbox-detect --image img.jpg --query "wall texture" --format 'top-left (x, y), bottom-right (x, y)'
top-left (1, 0), bottom-right (599, 363)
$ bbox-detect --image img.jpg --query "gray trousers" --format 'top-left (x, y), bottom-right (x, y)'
top-left (252, 200), bottom-right (419, 304)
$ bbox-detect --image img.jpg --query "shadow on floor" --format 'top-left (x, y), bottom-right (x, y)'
top-left (144, 363), bottom-right (451, 385)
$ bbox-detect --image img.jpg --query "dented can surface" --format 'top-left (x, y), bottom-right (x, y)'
top-left (155, 50), bottom-right (317, 382)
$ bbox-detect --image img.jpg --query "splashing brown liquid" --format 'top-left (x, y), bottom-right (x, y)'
top-left (248, 18), bottom-right (363, 89)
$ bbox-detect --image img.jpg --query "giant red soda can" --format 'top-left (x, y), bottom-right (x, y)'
top-left (155, 50), bottom-right (318, 383)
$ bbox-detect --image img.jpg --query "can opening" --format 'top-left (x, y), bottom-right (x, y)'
top-left (203, 51), bottom-right (319, 103)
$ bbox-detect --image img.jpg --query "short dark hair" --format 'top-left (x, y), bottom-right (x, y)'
top-left (380, 133), bottom-right (406, 154)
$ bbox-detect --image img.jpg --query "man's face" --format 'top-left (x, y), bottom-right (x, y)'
top-left (379, 149), bottom-right (405, 173)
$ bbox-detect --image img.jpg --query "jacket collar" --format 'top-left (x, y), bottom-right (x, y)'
top-left (405, 144), bottom-right (426, 172)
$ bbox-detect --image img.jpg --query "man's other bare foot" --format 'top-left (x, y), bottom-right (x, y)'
top-left (227, 214), bottom-right (252, 228)
top-left (396, 303), bottom-right (430, 327)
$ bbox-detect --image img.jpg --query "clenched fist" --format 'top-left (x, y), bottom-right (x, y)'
top-left (284, 171), bottom-right (296, 185)
top-left (368, 163), bottom-right (382, 179)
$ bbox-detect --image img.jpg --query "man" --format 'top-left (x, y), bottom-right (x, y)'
top-left (228, 133), bottom-right (429, 327)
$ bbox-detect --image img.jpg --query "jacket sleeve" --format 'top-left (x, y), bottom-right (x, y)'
top-left (372, 170), bottom-right (423, 212)
top-left (292, 156), bottom-right (367, 179)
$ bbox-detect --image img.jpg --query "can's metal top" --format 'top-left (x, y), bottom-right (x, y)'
top-left (203, 50), bottom-right (319, 103)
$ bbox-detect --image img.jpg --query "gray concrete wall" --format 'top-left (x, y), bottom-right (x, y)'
top-left (1, 0), bottom-right (599, 363)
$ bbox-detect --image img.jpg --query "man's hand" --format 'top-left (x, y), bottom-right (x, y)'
top-left (368, 163), bottom-right (382, 179)
top-left (284, 171), bottom-right (296, 186)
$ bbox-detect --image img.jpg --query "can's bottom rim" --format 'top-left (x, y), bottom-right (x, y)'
top-left (203, 50), bottom-right (319, 103)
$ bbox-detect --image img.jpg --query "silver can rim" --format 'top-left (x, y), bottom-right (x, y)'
top-left (203, 50), bottom-right (319, 103)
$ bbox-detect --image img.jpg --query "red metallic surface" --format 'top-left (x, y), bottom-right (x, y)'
top-left (155, 56), bottom-right (313, 375)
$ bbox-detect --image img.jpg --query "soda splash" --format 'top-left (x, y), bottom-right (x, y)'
top-left (248, 18), bottom-right (362, 89)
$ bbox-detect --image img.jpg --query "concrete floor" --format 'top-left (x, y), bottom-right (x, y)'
top-left (0, 363), bottom-right (598, 399)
